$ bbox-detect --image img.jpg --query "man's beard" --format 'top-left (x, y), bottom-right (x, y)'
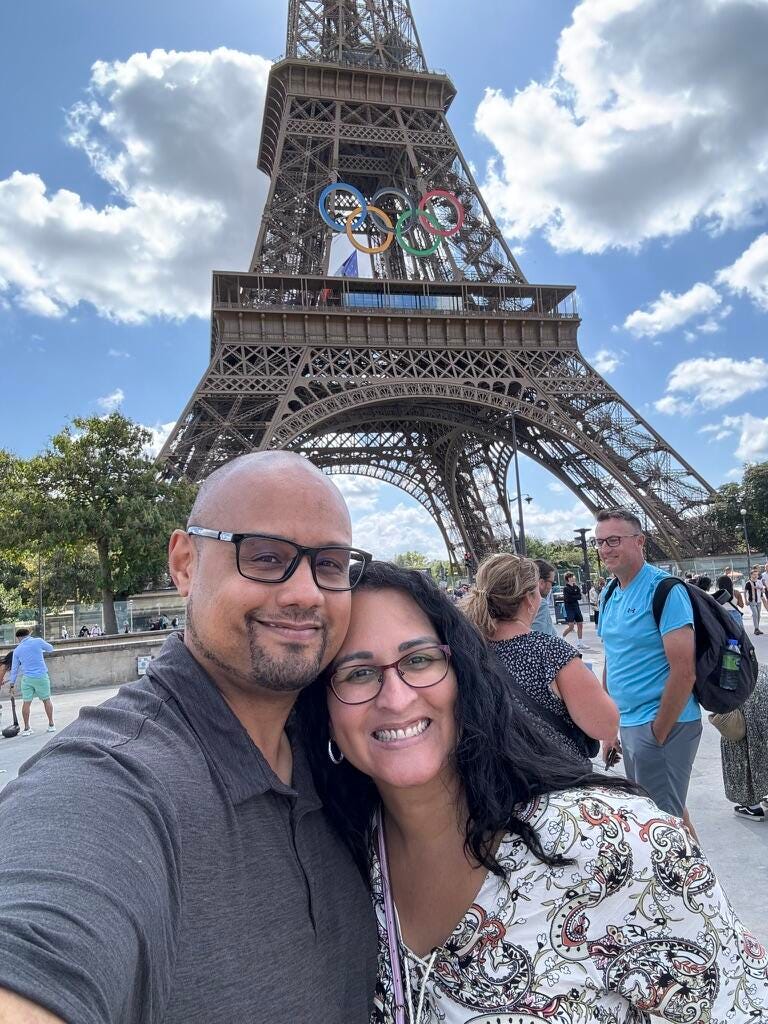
top-left (243, 614), bottom-right (329, 693)
top-left (186, 596), bottom-right (328, 693)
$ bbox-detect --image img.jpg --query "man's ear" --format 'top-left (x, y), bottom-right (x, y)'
top-left (168, 529), bottom-right (196, 597)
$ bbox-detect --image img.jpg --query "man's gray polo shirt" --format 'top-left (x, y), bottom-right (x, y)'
top-left (0, 633), bottom-right (377, 1023)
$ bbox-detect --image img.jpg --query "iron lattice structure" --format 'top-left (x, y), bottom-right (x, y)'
top-left (158, 0), bottom-right (714, 563)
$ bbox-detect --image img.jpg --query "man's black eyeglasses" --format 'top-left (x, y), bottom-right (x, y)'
top-left (187, 527), bottom-right (372, 592)
top-left (590, 534), bottom-right (642, 549)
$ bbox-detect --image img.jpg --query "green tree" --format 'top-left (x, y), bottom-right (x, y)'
top-left (394, 551), bottom-right (431, 570)
top-left (743, 461), bottom-right (768, 555)
top-left (0, 551), bottom-right (29, 625)
top-left (1, 414), bottom-right (196, 634)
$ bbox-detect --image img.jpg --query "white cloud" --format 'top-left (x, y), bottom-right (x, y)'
top-left (655, 356), bottom-right (768, 414)
top-left (697, 318), bottom-right (720, 334)
top-left (525, 501), bottom-right (594, 542)
top-left (725, 414), bottom-right (768, 463)
top-left (716, 233), bottom-right (768, 311)
top-left (351, 502), bottom-right (446, 560)
top-left (332, 474), bottom-right (387, 513)
top-left (0, 48), bottom-right (270, 323)
top-left (589, 348), bottom-right (621, 374)
top-left (548, 481), bottom-right (566, 494)
top-left (474, 0), bottom-right (768, 252)
top-left (699, 422), bottom-right (735, 443)
top-left (108, 348), bottom-right (130, 358)
top-left (623, 283), bottom-right (721, 338)
top-left (654, 395), bottom-right (694, 416)
top-left (96, 387), bottom-right (125, 412)
top-left (141, 420), bottom-right (176, 458)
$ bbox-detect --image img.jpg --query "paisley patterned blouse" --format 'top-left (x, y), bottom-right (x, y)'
top-left (370, 787), bottom-right (768, 1022)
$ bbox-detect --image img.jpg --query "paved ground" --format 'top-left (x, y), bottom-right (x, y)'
top-left (1, 622), bottom-right (766, 943)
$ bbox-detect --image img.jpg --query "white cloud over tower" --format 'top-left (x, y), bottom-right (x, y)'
top-left (0, 48), bottom-right (271, 323)
top-left (474, 0), bottom-right (768, 253)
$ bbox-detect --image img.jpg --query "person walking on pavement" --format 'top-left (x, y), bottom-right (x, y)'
top-left (531, 558), bottom-right (558, 637)
top-left (7, 628), bottom-right (55, 736)
top-left (589, 576), bottom-right (605, 628)
top-left (561, 572), bottom-right (589, 649)
top-left (745, 568), bottom-right (764, 635)
top-left (596, 508), bottom-right (700, 832)
top-left (0, 452), bottom-right (377, 1024)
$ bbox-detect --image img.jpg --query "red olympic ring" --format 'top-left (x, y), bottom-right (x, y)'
top-left (418, 190), bottom-right (464, 237)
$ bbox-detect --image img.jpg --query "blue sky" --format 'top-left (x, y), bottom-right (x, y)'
top-left (2, 0), bottom-right (767, 558)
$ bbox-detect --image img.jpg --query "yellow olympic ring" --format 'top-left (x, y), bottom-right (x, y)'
top-left (344, 205), bottom-right (394, 255)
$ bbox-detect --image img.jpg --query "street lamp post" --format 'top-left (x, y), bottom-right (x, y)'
top-left (507, 492), bottom-right (532, 556)
top-left (740, 508), bottom-right (752, 573)
top-left (509, 416), bottom-right (527, 556)
top-left (573, 528), bottom-right (591, 591)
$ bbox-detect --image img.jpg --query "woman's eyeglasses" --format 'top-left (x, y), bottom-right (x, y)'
top-left (329, 645), bottom-right (451, 705)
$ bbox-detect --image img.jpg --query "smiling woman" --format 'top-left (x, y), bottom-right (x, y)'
top-left (296, 561), bottom-right (768, 1024)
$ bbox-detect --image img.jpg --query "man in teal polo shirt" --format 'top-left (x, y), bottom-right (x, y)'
top-left (596, 508), bottom-right (700, 826)
top-left (8, 628), bottom-right (55, 736)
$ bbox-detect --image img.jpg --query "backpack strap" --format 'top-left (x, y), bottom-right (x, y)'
top-left (651, 576), bottom-right (686, 629)
top-left (602, 576), bottom-right (620, 608)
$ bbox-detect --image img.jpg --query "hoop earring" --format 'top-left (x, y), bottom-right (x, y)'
top-left (328, 739), bottom-right (344, 765)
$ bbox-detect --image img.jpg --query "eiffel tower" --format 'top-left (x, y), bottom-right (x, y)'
top-left (158, 0), bottom-right (714, 563)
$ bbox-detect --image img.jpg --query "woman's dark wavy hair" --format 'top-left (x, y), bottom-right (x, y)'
top-left (295, 560), bottom-right (636, 881)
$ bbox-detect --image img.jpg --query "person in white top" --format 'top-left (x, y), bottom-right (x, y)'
top-left (588, 576), bottom-right (605, 628)
top-left (299, 560), bottom-right (768, 1024)
top-left (745, 568), bottom-right (764, 635)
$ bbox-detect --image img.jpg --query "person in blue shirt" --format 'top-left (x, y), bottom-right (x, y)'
top-left (8, 628), bottom-right (55, 736)
top-left (531, 558), bottom-right (558, 637)
top-left (596, 508), bottom-right (700, 832)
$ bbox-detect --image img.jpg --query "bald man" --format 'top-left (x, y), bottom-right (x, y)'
top-left (0, 453), bottom-right (377, 1024)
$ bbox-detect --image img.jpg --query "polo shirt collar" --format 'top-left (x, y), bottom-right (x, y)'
top-left (146, 633), bottom-right (322, 812)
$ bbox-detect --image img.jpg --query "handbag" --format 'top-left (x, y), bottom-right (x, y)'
top-left (708, 709), bottom-right (747, 743)
top-left (509, 680), bottom-right (600, 759)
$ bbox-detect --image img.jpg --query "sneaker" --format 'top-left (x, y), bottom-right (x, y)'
top-left (755, 630), bottom-right (764, 636)
top-left (576, 642), bottom-right (591, 650)
top-left (47, 725), bottom-right (56, 733)
top-left (734, 804), bottom-right (765, 818)
top-left (21, 728), bottom-right (33, 737)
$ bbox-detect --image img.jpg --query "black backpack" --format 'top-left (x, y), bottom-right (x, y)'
top-left (603, 575), bottom-right (758, 714)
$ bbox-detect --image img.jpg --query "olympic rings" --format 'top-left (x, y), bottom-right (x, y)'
top-left (318, 183), bottom-right (367, 232)
top-left (345, 206), bottom-right (393, 254)
top-left (319, 181), bottom-right (464, 257)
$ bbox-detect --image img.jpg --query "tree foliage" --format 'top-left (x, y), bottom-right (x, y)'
top-left (704, 462), bottom-right (768, 556)
top-left (394, 550), bottom-right (432, 570)
top-left (0, 414), bottom-right (196, 633)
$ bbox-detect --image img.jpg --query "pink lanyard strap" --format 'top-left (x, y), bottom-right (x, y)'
top-left (376, 807), bottom-right (407, 1024)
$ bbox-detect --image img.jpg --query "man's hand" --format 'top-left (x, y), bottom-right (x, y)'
top-left (602, 737), bottom-right (622, 768)
top-left (650, 720), bottom-right (668, 745)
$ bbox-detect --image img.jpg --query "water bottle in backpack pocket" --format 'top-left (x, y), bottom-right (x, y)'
top-left (719, 639), bottom-right (741, 692)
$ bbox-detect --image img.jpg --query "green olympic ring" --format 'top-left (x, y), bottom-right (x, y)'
top-left (395, 207), bottom-right (442, 256)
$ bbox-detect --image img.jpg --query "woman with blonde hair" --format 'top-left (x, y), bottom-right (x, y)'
top-left (462, 553), bottom-right (619, 763)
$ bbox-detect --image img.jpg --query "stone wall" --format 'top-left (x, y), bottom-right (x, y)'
top-left (1, 632), bottom-right (172, 693)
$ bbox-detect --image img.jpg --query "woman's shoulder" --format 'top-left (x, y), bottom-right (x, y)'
top-left (492, 631), bottom-right (576, 662)
top-left (526, 631), bottom-right (579, 662)
top-left (510, 784), bottom-right (674, 860)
